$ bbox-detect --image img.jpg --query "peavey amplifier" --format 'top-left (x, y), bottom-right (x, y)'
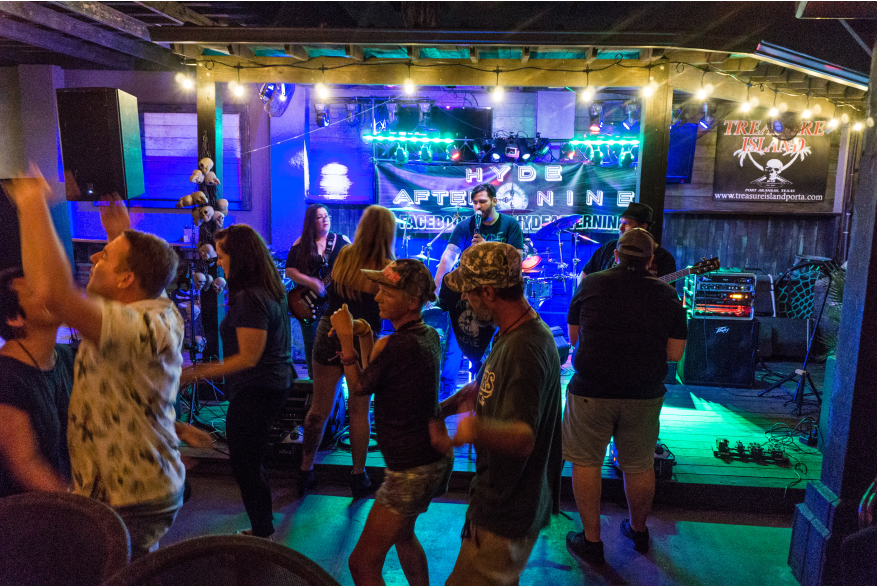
top-left (683, 272), bottom-right (756, 320)
top-left (677, 318), bottom-right (760, 388)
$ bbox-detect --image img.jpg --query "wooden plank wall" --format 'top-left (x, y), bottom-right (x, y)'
top-left (663, 213), bottom-right (838, 277)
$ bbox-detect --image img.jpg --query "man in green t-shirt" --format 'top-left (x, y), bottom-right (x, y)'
top-left (431, 242), bottom-right (562, 586)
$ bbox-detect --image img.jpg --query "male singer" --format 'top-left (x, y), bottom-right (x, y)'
top-left (433, 183), bottom-right (524, 397)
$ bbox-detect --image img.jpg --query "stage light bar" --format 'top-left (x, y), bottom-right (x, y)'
top-left (363, 132), bottom-right (454, 144)
top-left (568, 139), bottom-right (640, 146)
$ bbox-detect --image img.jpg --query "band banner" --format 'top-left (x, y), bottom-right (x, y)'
top-left (713, 111), bottom-right (831, 207)
top-left (375, 162), bottom-right (638, 234)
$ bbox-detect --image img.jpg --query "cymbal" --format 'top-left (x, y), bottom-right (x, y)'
top-left (413, 253), bottom-right (438, 262)
top-left (388, 206), bottom-right (421, 213)
top-left (534, 214), bottom-right (582, 240)
top-left (503, 208), bottom-right (532, 215)
top-left (441, 206), bottom-right (472, 213)
top-left (394, 217), bottom-right (407, 224)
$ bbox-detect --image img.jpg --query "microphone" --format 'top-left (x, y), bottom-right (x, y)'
top-left (474, 213), bottom-right (482, 235)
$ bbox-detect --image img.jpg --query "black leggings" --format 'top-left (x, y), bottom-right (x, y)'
top-left (225, 386), bottom-right (289, 537)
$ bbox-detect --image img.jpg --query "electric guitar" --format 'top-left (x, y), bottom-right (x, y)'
top-left (659, 257), bottom-right (720, 284)
top-left (287, 266), bottom-right (331, 324)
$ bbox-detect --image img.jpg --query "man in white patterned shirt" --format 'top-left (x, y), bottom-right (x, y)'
top-left (5, 167), bottom-right (187, 559)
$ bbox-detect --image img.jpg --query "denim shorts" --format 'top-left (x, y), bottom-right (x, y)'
top-left (376, 454), bottom-right (454, 518)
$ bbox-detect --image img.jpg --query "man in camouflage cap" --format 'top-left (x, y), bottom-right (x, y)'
top-left (432, 241), bottom-right (563, 585)
top-left (329, 258), bottom-right (452, 585)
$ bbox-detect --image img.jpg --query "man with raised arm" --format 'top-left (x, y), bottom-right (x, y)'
top-left (4, 166), bottom-right (193, 559)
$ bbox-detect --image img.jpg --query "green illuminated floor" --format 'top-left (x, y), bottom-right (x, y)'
top-left (164, 473), bottom-right (800, 586)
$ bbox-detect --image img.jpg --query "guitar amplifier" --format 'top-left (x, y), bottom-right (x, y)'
top-left (683, 272), bottom-right (756, 320)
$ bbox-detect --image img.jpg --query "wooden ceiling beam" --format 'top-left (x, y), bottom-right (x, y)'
top-left (0, 13), bottom-right (135, 68)
top-left (521, 46), bottom-right (530, 63)
top-left (407, 46), bottom-right (419, 62)
top-left (52, 1), bottom-right (151, 41)
top-left (346, 44), bottom-right (364, 62)
top-left (0, 1), bottom-right (182, 69)
top-left (171, 42), bottom-right (202, 59)
top-left (670, 65), bottom-right (839, 115)
top-left (133, 1), bottom-right (218, 27)
top-left (196, 56), bottom-right (649, 88)
top-left (469, 46), bottom-right (479, 64)
top-left (283, 44), bottom-right (309, 61)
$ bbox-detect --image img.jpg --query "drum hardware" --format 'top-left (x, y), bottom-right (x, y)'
top-left (389, 206), bottom-right (422, 213)
top-left (418, 210), bottom-right (462, 269)
top-left (414, 252), bottom-right (438, 262)
top-left (503, 208), bottom-right (533, 215)
top-left (441, 206), bottom-right (472, 214)
top-left (533, 214), bottom-right (582, 240)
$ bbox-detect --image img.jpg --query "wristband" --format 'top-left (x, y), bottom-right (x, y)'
top-left (339, 350), bottom-right (359, 366)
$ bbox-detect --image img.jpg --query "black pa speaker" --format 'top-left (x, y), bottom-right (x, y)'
top-left (55, 87), bottom-right (145, 201)
top-left (677, 318), bottom-right (759, 388)
top-left (550, 326), bottom-right (571, 365)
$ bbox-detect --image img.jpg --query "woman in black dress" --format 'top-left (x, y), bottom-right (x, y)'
top-left (299, 205), bottom-right (396, 498)
top-left (285, 204), bottom-right (350, 379)
top-left (182, 224), bottom-right (294, 539)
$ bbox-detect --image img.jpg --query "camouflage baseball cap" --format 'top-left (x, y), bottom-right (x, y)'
top-left (445, 241), bottom-right (522, 293)
top-left (362, 259), bottom-right (437, 303)
top-left (616, 227), bottom-right (655, 257)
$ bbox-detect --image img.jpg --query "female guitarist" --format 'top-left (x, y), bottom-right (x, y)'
top-left (285, 204), bottom-right (350, 379)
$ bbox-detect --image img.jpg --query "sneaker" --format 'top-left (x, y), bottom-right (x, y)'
top-left (566, 531), bottom-right (606, 566)
top-left (297, 469), bottom-right (315, 497)
top-left (620, 519), bottom-right (650, 553)
top-left (349, 471), bottom-right (374, 500)
top-left (237, 528), bottom-right (275, 541)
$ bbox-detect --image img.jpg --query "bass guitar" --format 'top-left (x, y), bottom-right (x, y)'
top-left (659, 257), bottom-right (720, 284)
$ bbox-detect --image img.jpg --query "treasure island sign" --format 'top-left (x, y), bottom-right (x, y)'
top-left (713, 110), bottom-right (832, 212)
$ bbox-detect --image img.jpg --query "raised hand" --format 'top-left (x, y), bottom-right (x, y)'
top-left (1, 163), bottom-right (54, 207)
top-left (99, 192), bottom-right (131, 241)
top-left (330, 303), bottom-right (354, 339)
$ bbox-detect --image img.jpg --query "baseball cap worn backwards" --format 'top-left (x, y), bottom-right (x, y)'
top-left (362, 259), bottom-right (437, 303)
top-left (616, 227), bottom-right (655, 258)
top-left (445, 241), bottom-right (522, 293)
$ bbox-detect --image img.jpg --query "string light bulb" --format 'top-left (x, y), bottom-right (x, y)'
top-left (315, 82), bottom-right (329, 99)
top-left (740, 84), bottom-right (752, 112)
top-left (404, 78), bottom-right (415, 95)
top-left (580, 69), bottom-right (593, 102)
top-left (492, 68), bottom-right (503, 102)
top-left (853, 121), bottom-right (863, 131)
top-left (801, 93), bottom-right (811, 119)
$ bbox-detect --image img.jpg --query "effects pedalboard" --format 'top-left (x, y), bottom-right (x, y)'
top-left (610, 439), bottom-right (677, 479)
top-left (713, 439), bottom-right (790, 465)
top-left (683, 272), bottom-right (756, 320)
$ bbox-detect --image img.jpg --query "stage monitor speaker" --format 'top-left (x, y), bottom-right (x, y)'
top-left (55, 87), bottom-right (145, 201)
top-left (677, 318), bottom-right (759, 388)
top-left (550, 326), bottom-right (571, 365)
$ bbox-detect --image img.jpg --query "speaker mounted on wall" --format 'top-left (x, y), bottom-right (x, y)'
top-left (55, 87), bottom-right (145, 202)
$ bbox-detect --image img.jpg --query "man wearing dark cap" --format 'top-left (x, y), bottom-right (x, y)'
top-left (330, 259), bottom-right (453, 586)
top-left (430, 242), bottom-right (562, 585)
top-left (577, 202), bottom-right (676, 282)
top-left (564, 228), bottom-right (687, 567)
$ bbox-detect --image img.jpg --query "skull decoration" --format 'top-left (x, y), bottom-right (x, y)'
top-left (199, 243), bottom-right (217, 260)
top-left (212, 210), bottom-right (225, 228)
top-left (212, 276), bottom-right (227, 294)
top-left (193, 271), bottom-right (208, 291)
top-left (765, 159), bottom-right (784, 182)
top-left (198, 157), bottom-right (214, 175)
top-left (197, 205), bottom-right (215, 224)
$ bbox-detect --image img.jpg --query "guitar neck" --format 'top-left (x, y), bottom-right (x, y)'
top-left (659, 268), bottom-right (691, 284)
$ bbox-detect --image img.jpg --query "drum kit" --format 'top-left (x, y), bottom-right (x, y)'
top-left (387, 206), bottom-right (599, 309)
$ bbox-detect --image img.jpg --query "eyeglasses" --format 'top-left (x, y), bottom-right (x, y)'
top-left (316, 214), bottom-right (331, 221)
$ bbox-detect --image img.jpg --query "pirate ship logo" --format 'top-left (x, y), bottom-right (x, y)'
top-left (732, 137), bottom-right (811, 186)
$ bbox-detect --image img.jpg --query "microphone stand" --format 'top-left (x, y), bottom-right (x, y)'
top-left (422, 211), bottom-right (462, 271)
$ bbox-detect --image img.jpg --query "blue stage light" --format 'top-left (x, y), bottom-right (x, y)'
top-left (420, 144), bottom-right (433, 162)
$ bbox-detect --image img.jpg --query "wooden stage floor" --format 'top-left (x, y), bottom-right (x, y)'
top-left (182, 359), bottom-right (825, 514)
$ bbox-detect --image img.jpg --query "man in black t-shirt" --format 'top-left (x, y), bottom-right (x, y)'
top-left (564, 229), bottom-right (687, 567)
top-left (0, 267), bottom-right (72, 497)
top-left (330, 259), bottom-right (452, 586)
top-left (431, 242), bottom-right (562, 586)
top-left (577, 202), bottom-right (676, 283)
top-left (433, 183), bottom-right (524, 397)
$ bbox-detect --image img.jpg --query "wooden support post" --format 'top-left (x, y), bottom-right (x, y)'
top-left (636, 64), bottom-right (672, 244)
top-left (788, 38), bottom-right (877, 586)
top-left (196, 76), bottom-right (224, 358)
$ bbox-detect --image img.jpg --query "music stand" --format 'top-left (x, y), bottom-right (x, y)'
top-left (758, 260), bottom-right (835, 416)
